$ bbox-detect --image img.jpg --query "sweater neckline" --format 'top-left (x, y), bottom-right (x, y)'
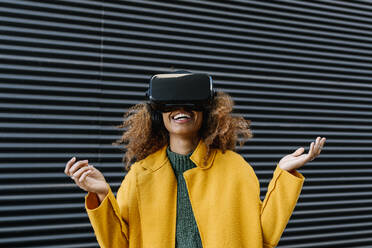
top-left (166, 146), bottom-right (196, 175)
top-left (166, 146), bottom-right (193, 158)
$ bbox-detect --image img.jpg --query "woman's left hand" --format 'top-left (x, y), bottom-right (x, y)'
top-left (278, 136), bottom-right (326, 172)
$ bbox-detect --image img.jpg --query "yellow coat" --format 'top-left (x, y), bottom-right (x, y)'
top-left (86, 139), bottom-right (304, 248)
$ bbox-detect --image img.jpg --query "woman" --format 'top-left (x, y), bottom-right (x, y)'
top-left (65, 72), bottom-right (326, 248)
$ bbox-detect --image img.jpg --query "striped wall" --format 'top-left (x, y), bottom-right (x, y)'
top-left (1, 0), bottom-right (372, 247)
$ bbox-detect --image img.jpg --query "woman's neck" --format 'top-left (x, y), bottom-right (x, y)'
top-left (169, 135), bottom-right (200, 155)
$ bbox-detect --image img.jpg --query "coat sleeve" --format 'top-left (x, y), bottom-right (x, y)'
top-left (85, 169), bottom-right (136, 248)
top-left (260, 165), bottom-right (305, 248)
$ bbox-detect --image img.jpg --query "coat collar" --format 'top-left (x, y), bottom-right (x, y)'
top-left (140, 139), bottom-right (217, 172)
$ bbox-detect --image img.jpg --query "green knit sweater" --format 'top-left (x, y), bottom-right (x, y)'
top-left (166, 146), bottom-right (203, 248)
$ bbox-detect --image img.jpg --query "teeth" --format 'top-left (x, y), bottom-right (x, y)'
top-left (173, 113), bottom-right (191, 120)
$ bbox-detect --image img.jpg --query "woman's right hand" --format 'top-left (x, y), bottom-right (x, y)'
top-left (64, 157), bottom-right (109, 202)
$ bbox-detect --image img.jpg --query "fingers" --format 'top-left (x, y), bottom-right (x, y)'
top-left (313, 136), bottom-right (326, 156)
top-left (317, 137), bottom-right (326, 156)
top-left (66, 159), bottom-right (89, 177)
top-left (307, 136), bottom-right (326, 162)
top-left (292, 147), bottom-right (304, 156)
top-left (74, 165), bottom-right (93, 184)
top-left (304, 141), bottom-right (315, 162)
top-left (79, 169), bottom-right (92, 183)
top-left (313, 136), bottom-right (321, 158)
top-left (72, 165), bottom-right (91, 180)
top-left (64, 157), bottom-right (76, 175)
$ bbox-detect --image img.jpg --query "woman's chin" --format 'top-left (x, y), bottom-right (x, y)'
top-left (168, 127), bottom-right (198, 137)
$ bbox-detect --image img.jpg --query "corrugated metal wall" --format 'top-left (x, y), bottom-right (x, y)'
top-left (1, 0), bottom-right (372, 247)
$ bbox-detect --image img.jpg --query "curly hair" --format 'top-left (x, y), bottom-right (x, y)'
top-left (113, 91), bottom-right (253, 171)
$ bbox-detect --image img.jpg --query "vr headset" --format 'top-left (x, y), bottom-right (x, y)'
top-left (146, 71), bottom-right (215, 112)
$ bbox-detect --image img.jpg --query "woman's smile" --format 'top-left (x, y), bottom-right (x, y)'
top-left (162, 108), bottom-right (203, 136)
top-left (170, 110), bottom-right (193, 124)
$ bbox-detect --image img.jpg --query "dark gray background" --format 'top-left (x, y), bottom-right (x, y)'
top-left (1, 0), bottom-right (372, 247)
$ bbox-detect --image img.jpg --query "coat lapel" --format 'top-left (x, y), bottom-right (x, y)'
top-left (136, 140), bottom-right (216, 247)
top-left (137, 146), bottom-right (177, 247)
